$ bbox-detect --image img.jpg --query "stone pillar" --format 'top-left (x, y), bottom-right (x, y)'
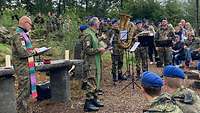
top-left (0, 73), bottom-right (16, 113)
top-left (49, 67), bottom-right (70, 102)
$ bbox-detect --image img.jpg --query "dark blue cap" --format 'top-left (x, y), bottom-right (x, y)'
top-left (163, 65), bottom-right (185, 79)
top-left (79, 25), bottom-right (88, 31)
top-left (111, 19), bottom-right (118, 24)
top-left (141, 71), bottom-right (163, 88)
top-left (135, 20), bottom-right (143, 25)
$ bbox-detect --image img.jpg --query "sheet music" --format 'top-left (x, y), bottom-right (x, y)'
top-left (109, 34), bottom-right (114, 45)
top-left (130, 42), bottom-right (140, 52)
top-left (120, 30), bottom-right (128, 40)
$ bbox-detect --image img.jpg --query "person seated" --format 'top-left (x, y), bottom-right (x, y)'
top-left (163, 65), bottom-right (200, 113)
top-left (184, 32), bottom-right (200, 67)
top-left (172, 35), bottom-right (185, 66)
top-left (141, 71), bottom-right (183, 113)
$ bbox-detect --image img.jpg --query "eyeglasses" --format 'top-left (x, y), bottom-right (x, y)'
top-left (25, 21), bottom-right (33, 27)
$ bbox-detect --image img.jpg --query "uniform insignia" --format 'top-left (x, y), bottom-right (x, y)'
top-left (21, 41), bottom-right (25, 46)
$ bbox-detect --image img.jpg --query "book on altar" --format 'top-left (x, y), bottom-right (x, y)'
top-left (37, 47), bottom-right (51, 54)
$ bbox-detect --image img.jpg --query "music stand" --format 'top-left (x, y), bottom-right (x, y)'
top-left (138, 36), bottom-right (154, 47)
top-left (155, 40), bottom-right (173, 47)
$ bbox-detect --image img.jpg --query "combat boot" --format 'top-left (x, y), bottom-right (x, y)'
top-left (84, 99), bottom-right (99, 112)
top-left (92, 96), bottom-right (104, 107)
top-left (96, 89), bottom-right (104, 95)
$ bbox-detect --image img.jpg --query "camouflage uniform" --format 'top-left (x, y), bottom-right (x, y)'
top-left (11, 27), bottom-right (36, 113)
top-left (134, 29), bottom-right (148, 77)
top-left (82, 27), bottom-right (102, 99)
top-left (46, 15), bottom-right (54, 33)
top-left (108, 28), bottom-right (124, 81)
top-left (144, 93), bottom-right (183, 113)
top-left (155, 24), bottom-right (175, 66)
top-left (172, 87), bottom-right (200, 113)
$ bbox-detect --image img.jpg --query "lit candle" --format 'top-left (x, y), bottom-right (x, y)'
top-left (5, 55), bottom-right (11, 67)
top-left (65, 50), bottom-right (70, 60)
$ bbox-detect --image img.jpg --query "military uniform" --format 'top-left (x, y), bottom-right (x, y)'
top-left (144, 93), bottom-right (183, 113)
top-left (172, 87), bottom-right (200, 113)
top-left (46, 15), bottom-right (54, 32)
top-left (109, 29), bottom-right (124, 82)
top-left (134, 29), bottom-right (148, 77)
top-left (82, 26), bottom-right (104, 112)
top-left (156, 24), bottom-right (175, 66)
top-left (82, 27), bottom-right (102, 99)
top-left (11, 27), bottom-right (37, 113)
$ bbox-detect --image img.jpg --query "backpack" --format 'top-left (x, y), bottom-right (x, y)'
top-left (172, 88), bottom-right (200, 113)
top-left (144, 93), bottom-right (183, 113)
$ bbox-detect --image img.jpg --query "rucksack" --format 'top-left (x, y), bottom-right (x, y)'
top-left (144, 93), bottom-right (183, 113)
top-left (172, 88), bottom-right (200, 113)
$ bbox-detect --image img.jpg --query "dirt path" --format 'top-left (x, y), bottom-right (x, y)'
top-left (32, 55), bottom-right (200, 113)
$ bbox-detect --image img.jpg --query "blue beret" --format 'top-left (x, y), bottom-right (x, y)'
top-left (111, 19), bottom-right (117, 24)
top-left (141, 71), bottom-right (163, 88)
top-left (163, 65), bottom-right (185, 79)
top-left (135, 20), bottom-right (143, 25)
top-left (79, 25), bottom-right (88, 31)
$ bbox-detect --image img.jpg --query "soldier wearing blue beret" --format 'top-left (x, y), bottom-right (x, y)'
top-left (79, 25), bottom-right (88, 31)
top-left (163, 65), bottom-right (200, 113)
top-left (141, 71), bottom-right (183, 113)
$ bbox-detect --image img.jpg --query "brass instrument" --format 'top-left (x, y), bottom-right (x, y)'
top-left (117, 13), bottom-right (136, 49)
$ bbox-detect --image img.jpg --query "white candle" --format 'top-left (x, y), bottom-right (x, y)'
top-left (5, 55), bottom-right (11, 67)
top-left (65, 50), bottom-right (70, 60)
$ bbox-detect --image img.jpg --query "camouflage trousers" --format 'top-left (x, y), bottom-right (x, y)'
top-left (82, 63), bottom-right (97, 99)
top-left (135, 47), bottom-right (148, 77)
top-left (13, 62), bottom-right (31, 113)
top-left (157, 47), bottom-right (172, 66)
top-left (111, 54), bottom-right (123, 81)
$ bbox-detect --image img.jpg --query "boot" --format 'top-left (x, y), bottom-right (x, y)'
top-left (84, 99), bottom-right (99, 112)
top-left (96, 89), bottom-right (104, 95)
top-left (92, 97), bottom-right (104, 107)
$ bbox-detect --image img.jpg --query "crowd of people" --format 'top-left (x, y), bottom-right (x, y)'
top-left (11, 13), bottom-right (200, 113)
top-left (76, 16), bottom-right (200, 112)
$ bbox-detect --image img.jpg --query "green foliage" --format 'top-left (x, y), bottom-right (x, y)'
top-left (0, 43), bottom-right (11, 66)
top-left (0, 9), bottom-right (14, 27)
top-left (0, 7), bottom-right (28, 28)
top-left (164, 0), bottom-right (184, 25)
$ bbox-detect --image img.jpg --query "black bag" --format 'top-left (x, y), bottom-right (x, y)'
top-left (191, 51), bottom-right (200, 60)
top-left (36, 81), bottom-right (51, 101)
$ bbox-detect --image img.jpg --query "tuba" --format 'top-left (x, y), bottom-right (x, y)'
top-left (117, 13), bottom-right (135, 49)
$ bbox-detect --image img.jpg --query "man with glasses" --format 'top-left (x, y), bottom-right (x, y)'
top-left (82, 17), bottom-right (105, 112)
top-left (11, 16), bottom-right (39, 113)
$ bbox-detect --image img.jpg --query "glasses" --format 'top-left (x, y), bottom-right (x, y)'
top-left (25, 21), bottom-right (33, 27)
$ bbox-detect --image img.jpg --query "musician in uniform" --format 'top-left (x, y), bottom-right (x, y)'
top-left (108, 20), bottom-right (127, 84)
top-left (155, 18), bottom-right (175, 66)
top-left (134, 20), bottom-right (148, 78)
top-left (143, 21), bottom-right (157, 64)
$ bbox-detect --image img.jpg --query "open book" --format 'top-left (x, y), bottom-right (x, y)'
top-left (36, 47), bottom-right (51, 54)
